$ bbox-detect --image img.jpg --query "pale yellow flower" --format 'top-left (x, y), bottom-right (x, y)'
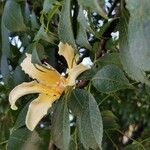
top-left (9, 42), bottom-right (93, 131)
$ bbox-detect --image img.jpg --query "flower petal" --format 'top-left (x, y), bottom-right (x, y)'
top-left (58, 42), bottom-right (79, 69)
top-left (67, 63), bottom-right (90, 86)
top-left (26, 94), bottom-right (58, 131)
top-left (21, 53), bottom-right (62, 86)
top-left (9, 81), bottom-right (61, 110)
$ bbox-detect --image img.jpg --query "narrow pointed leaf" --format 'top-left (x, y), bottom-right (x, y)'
top-left (3, 1), bottom-right (26, 32)
top-left (58, 0), bottom-right (76, 48)
top-left (51, 97), bottom-right (70, 150)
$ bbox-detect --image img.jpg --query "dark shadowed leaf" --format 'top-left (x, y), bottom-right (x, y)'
top-left (124, 142), bottom-right (146, 150)
top-left (51, 97), bottom-right (70, 150)
top-left (92, 65), bottom-right (133, 93)
top-left (3, 1), bottom-right (26, 32)
top-left (7, 128), bottom-right (46, 150)
top-left (101, 110), bottom-right (119, 131)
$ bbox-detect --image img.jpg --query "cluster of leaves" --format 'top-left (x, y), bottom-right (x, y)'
top-left (0, 0), bottom-right (150, 150)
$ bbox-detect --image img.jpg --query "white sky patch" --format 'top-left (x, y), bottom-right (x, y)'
top-left (61, 72), bottom-right (66, 76)
top-left (98, 20), bottom-right (104, 27)
top-left (83, 10), bottom-right (88, 18)
top-left (81, 57), bottom-right (93, 68)
top-left (112, 9), bottom-right (116, 15)
top-left (71, 10), bottom-right (74, 17)
top-left (108, 18), bottom-right (113, 22)
top-left (69, 114), bottom-right (74, 122)
top-left (88, 33), bottom-right (94, 41)
top-left (111, 31), bottom-right (119, 41)
top-left (105, 0), bottom-right (112, 13)
top-left (19, 47), bottom-right (24, 53)
top-left (93, 12), bottom-right (97, 16)
top-left (79, 48), bottom-right (85, 53)
top-left (79, 53), bottom-right (83, 57)
top-left (40, 123), bottom-right (45, 128)
top-left (0, 81), bottom-right (4, 85)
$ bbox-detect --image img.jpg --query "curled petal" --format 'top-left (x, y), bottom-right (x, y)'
top-left (26, 94), bottom-right (58, 131)
top-left (67, 64), bottom-right (89, 86)
top-left (58, 42), bottom-right (79, 69)
top-left (21, 53), bottom-right (61, 86)
top-left (66, 58), bottom-right (93, 86)
top-left (9, 81), bottom-right (61, 110)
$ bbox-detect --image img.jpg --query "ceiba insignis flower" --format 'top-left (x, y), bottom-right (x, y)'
top-left (9, 42), bottom-right (93, 131)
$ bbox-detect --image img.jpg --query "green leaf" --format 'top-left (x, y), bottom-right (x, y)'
top-left (31, 43), bottom-right (47, 66)
top-left (3, 1), bottom-right (26, 32)
top-left (51, 97), bottom-right (70, 150)
top-left (101, 110), bottom-right (119, 131)
top-left (7, 128), bottom-right (46, 150)
top-left (119, 5), bottom-right (150, 85)
top-left (95, 53), bottom-right (122, 68)
top-left (125, 0), bottom-right (150, 71)
top-left (43, 0), bottom-right (56, 14)
top-left (30, 11), bottom-right (40, 30)
top-left (58, 0), bottom-right (76, 49)
top-left (13, 102), bottom-right (31, 130)
top-left (34, 25), bottom-right (57, 44)
top-left (68, 89), bottom-right (86, 116)
top-left (72, 89), bottom-right (103, 149)
top-left (12, 66), bottom-right (26, 86)
top-left (92, 65), bottom-right (133, 93)
top-left (76, 6), bottom-right (91, 49)
top-left (0, 18), bottom-right (10, 85)
top-left (124, 142), bottom-right (145, 150)
top-left (78, 0), bottom-right (108, 19)
top-left (78, 67), bottom-right (98, 80)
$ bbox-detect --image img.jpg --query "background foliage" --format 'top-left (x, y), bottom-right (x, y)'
top-left (0, 0), bottom-right (150, 149)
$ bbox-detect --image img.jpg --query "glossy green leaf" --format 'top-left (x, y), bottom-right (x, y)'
top-left (92, 65), bottom-right (133, 93)
top-left (51, 97), bottom-right (70, 150)
top-left (96, 53), bottom-right (122, 68)
top-left (58, 0), bottom-right (76, 49)
top-left (119, 5), bottom-right (150, 85)
top-left (78, 0), bottom-right (108, 19)
top-left (72, 89), bottom-right (103, 149)
top-left (3, 1), bottom-right (26, 32)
